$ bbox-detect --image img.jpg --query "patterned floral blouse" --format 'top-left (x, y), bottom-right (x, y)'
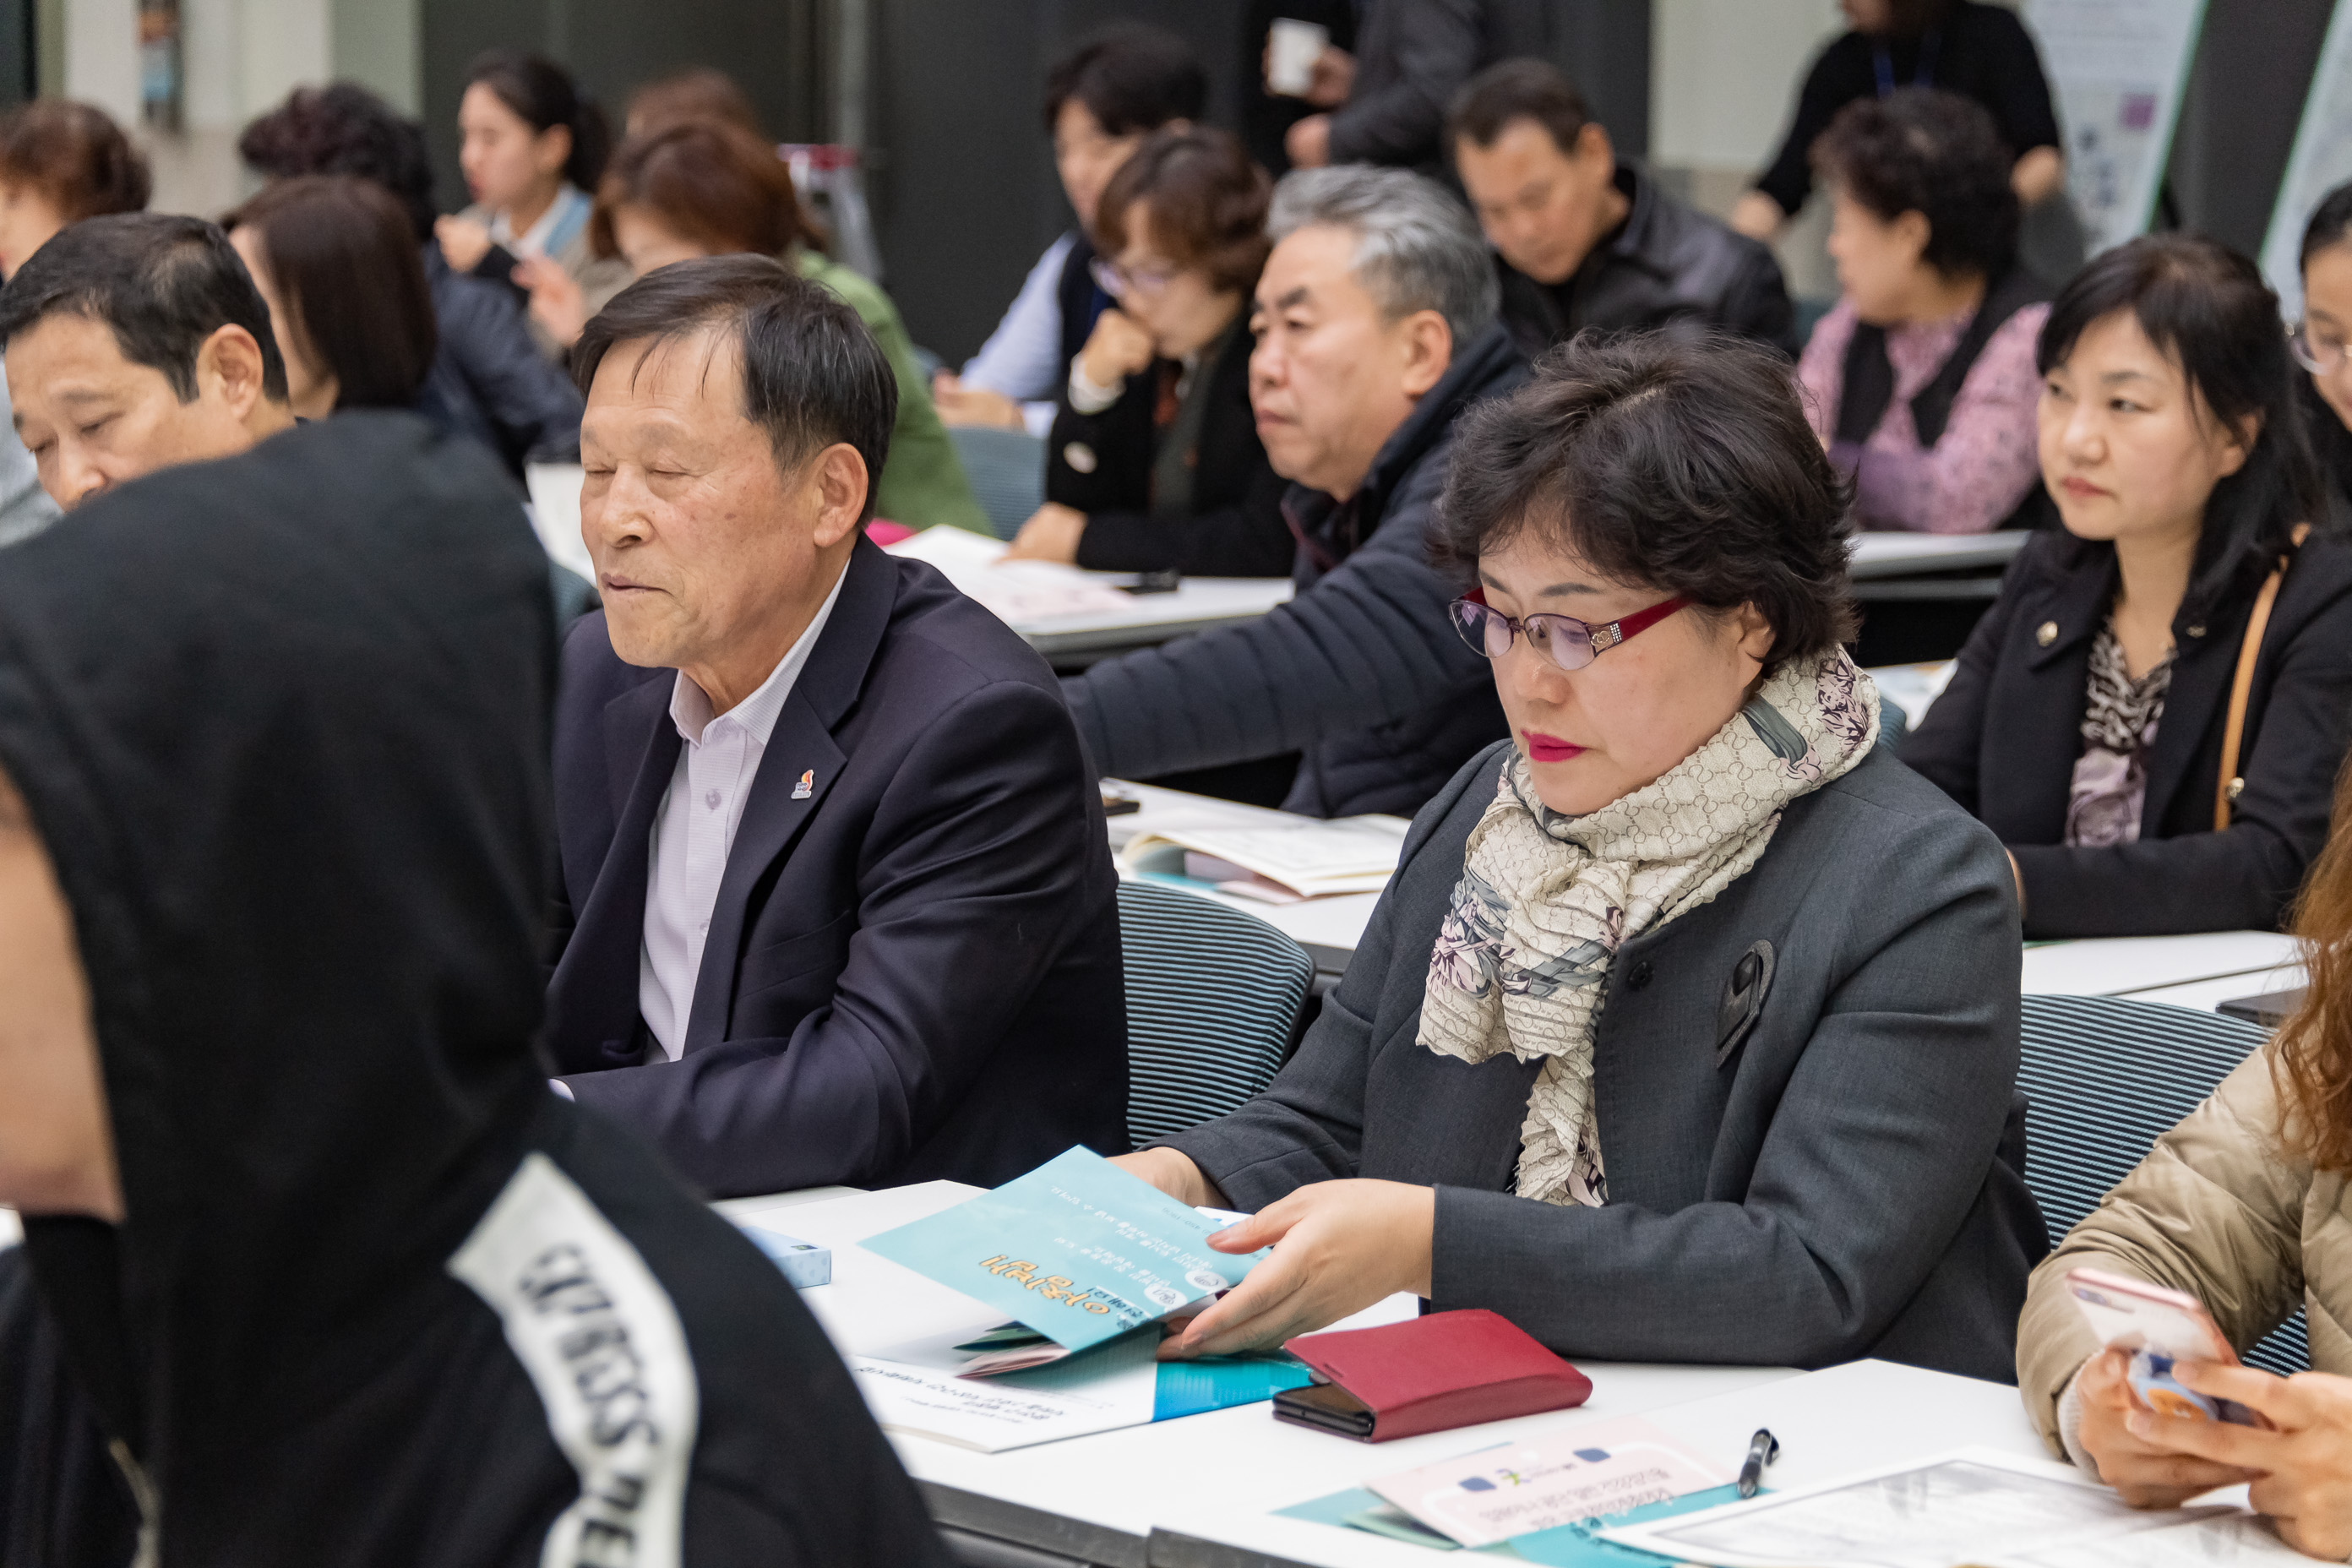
top-left (2065, 623), bottom-right (2175, 847)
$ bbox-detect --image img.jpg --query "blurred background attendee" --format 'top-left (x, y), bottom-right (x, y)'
top-left (624, 64), bottom-right (765, 141)
top-left (1798, 88), bottom-right (2048, 535)
top-left (934, 25), bottom-right (1205, 434)
top-left (580, 117), bottom-right (988, 533)
top-left (238, 83), bottom-right (585, 478)
top-left (0, 101), bottom-right (150, 547)
top-left (1280, 0), bottom-right (1538, 173)
top-left (435, 50), bottom-right (631, 360)
top-left (1005, 126), bottom-right (1288, 576)
top-left (1447, 59), bottom-right (1792, 360)
top-left (224, 177), bottom-right (437, 423)
top-left (1903, 235), bottom-right (2352, 939)
top-left (1238, 0), bottom-right (1357, 174)
top-left (2293, 182), bottom-right (2352, 513)
top-left (1732, 0), bottom-right (2063, 245)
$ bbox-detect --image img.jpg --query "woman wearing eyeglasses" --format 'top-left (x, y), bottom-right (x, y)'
top-left (2292, 184), bottom-right (2352, 504)
top-left (1109, 332), bottom-right (2043, 1380)
top-left (1004, 126), bottom-right (1292, 575)
top-left (1903, 233), bottom-right (2352, 939)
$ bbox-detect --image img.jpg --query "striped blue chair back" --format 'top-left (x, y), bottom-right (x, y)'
top-left (1117, 880), bottom-right (1314, 1147)
top-left (2018, 994), bottom-right (2309, 1375)
top-left (945, 425), bottom-right (1046, 541)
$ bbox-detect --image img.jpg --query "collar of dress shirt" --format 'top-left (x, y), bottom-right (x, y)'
top-left (667, 560), bottom-right (850, 748)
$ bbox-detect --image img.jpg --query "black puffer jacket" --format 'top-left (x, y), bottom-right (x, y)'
top-left (1063, 323), bottom-right (1527, 818)
top-left (1494, 164), bottom-right (1794, 360)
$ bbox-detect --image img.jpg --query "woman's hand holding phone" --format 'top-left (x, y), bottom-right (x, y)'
top-left (2119, 1358), bottom-right (2352, 1560)
top-left (2074, 1346), bottom-right (2260, 1506)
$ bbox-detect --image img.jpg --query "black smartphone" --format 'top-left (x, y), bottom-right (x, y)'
top-left (1272, 1381), bottom-right (1376, 1439)
top-left (1121, 569), bottom-right (1183, 596)
top-left (2218, 987), bottom-right (2306, 1028)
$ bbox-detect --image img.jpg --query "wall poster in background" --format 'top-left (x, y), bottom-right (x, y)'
top-left (2262, 0), bottom-right (2352, 318)
top-left (2023, 0), bottom-right (2208, 257)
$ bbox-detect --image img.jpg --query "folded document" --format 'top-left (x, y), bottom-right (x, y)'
top-left (1122, 815), bottom-right (1410, 901)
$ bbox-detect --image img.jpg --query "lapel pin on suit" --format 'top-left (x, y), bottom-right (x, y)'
top-left (791, 769), bottom-right (814, 801)
top-left (1717, 940), bottom-right (1775, 1067)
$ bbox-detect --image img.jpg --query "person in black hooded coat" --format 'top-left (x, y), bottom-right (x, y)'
top-left (0, 410), bottom-right (949, 1567)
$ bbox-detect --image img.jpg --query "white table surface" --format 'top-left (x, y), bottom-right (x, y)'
top-left (1847, 530), bottom-right (2030, 580)
top-left (739, 1181), bottom-right (1806, 1567)
top-left (2019, 930), bottom-right (2301, 1000)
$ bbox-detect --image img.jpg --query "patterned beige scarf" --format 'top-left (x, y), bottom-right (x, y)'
top-left (1418, 651), bottom-right (1880, 1206)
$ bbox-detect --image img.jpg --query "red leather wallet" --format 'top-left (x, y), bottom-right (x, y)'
top-left (1277, 1309), bottom-right (1592, 1442)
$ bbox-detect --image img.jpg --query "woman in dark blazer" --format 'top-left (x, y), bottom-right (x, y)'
top-left (1904, 235), bottom-right (2352, 939)
top-left (1004, 126), bottom-right (1293, 577)
top-left (1113, 333), bottom-right (2043, 1383)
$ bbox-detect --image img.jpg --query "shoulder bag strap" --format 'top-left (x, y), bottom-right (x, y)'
top-left (2214, 523), bottom-right (2312, 830)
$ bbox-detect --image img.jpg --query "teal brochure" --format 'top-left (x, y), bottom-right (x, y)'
top-left (861, 1146), bottom-right (1274, 1369)
top-left (1275, 1483), bottom-right (1757, 1565)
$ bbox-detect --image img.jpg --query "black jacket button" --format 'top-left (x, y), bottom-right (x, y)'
top-left (1626, 960), bottom-right (1653, 991)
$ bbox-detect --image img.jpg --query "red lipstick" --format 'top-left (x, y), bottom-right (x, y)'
top-left (1523, 732), bottom-right (1585, 763)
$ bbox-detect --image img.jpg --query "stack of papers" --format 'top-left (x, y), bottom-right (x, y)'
top-left (1367, 1418), bottom-right (1729, 1549)
top-left (846, 1146), bottom-right (1338, 1451)
top-left (1122, 815), bottom-right (1410, 901)
top-left (885, 525), bottom-right (1137, 623)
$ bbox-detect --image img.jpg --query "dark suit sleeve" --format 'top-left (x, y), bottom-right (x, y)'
top-left (1325, 0), bottom-right (1484, 166)
top-left (1755, 39), bottom-right (1855, 217)
top-left (1061, 455), bottom-right (1484, 780)
top-left (1897, 566), bottom-right (2021, 816)
top-left (1433, 806), bottom-right (2023, 1367)
top-left (2006, 586), bottom-right (2352, 936)
top-left (439, 277), bottom-right (586, 464)
top-left (560, 678), bottom-right (1109, 1194)
top-left (1075, 464), bottom-right (1295, 578)
top-left (1722, 239), bottom-right (1798, 356)
top-left (1981, 10), bottom-right (2061, 155)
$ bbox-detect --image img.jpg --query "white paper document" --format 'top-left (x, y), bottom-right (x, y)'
top-left (851, 1324), bottom-right (1162, 1452)
top-left (1121, 816), bottom-right (1410, 900)
top-left (1599, 1447), bottom-right (2259, 1568)
top-left (884, 526), bottom-right (1137, 623)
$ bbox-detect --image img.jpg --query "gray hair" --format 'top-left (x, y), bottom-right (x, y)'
top-left (1266, 165), bottom-right (1498, 348)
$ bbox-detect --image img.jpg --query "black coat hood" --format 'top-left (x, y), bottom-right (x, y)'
top-left (0, 414), bottom-right (949, 1566)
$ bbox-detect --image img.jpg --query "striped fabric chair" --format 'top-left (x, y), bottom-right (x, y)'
top-left (1117, 880), bottom-right (1315, 1148)
top-left (2017, 993), bottom-right (2310, 1375)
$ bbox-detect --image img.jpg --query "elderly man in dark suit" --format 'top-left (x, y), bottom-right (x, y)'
top-left (543, 256), bottom-right (1127, 1199)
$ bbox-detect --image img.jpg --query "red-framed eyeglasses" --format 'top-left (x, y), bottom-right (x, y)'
top-left (1449, 587), bottom-right (1689, 673)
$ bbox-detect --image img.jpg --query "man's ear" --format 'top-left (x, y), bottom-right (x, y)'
top-left (1576, 121), bottom-right (1614, 170)
top-left (808, 442), bottom-right (872, 548)
top-left (1397, 308), bottom-right (1454, 400)
top-left (195, 324), bottom-right (276, 423)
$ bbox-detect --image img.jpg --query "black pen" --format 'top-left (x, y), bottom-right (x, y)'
top-left (1738, 1428), bottom-right (1779, 1499)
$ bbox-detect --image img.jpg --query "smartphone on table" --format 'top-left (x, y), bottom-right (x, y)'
top-left (2064, 1266), bottom-right (2273, 1429)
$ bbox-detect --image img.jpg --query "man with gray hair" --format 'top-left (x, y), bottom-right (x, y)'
top-left (1063, 166), bottom-right (1526, 817)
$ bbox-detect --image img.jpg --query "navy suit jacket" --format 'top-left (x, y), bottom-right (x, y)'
top-left (544, 536), bottom-right (1130, 1197)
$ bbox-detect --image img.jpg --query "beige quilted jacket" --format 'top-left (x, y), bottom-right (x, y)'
top-left (2017, 1048), bottom-right (2352, 1454)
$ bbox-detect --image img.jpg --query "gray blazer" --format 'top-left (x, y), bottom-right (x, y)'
top-left (1159, 739), bottom-right (2046, 1383)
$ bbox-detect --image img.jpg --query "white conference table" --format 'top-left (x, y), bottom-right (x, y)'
top-left (722, 1180), bottom-right (2049, 1568)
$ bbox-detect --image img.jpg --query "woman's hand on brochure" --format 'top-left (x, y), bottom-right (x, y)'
top-left (2074, 1348), bottom-right (2257, 1506)
top-left (1156, 1179), bottom-right (1433, 1359)
top-left (2132, 1358), bottom-right (2352, 1559)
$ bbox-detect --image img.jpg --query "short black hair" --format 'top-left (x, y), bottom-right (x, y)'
top-left (2039, 232), bottom-right (2325, 623)
top-left (1043, 25), bottom-right (1206, 139)
top-left (1446, 58), bottom-right (1596, 159)
top-left (239, 82), bottom-right (438, 242)
top-left (1437, 330), bottom-right (1859, 664)
top-left (0, 212), bottom-right (289, 403)
top-left (574, 254), bottom-right (896, 522)
top-left (1814, 86), bottom-right (2018, 281)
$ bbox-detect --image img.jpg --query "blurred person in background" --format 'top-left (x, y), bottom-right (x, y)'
top-left (557, 117), bottom-right (987, 534)
top-left (625, 65), bottom-right (765, 141)
top-left (1733, 0), bottom-right (2062, 243)
top-left (238, 83), bottom-right (585, 479)
top-left (224, 177), bottom-right (438, 423)
top-left (2289, 182), bottom-right (2352, 511)
top-left (1797, 88), bottom-right (2050, 534)
top-left (1447, 59), bottom-right (1793, 359)
top-left (1276, 0), bottom-right (1541, 173)
top-left (934, 25), bottom-right (1205, 434)
top-left (436, 50), bottom-right (632, 361)
top-left (1005, 125), bottom-right (1291, 577)
top-left (0, 101), bottom-right (149, 547)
